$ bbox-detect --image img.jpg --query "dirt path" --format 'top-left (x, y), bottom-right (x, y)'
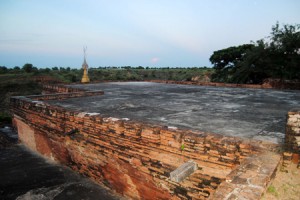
top-left (262, 161), bottom-right (300, 200)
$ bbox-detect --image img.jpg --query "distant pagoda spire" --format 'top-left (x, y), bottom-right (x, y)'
top-left (81, 46), bottom-right (90, 83)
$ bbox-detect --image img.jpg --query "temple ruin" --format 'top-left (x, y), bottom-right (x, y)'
top-left (10, 82), bottom-right (300, 199)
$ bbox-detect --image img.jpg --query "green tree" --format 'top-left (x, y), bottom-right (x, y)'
top-left (268, 22), bottom-right (300, 79)
top-left (22, 63), bottom-right (34, 73)
top-left (209, 44), bottom-right (254, 82)
top-left (0, 66), bottom-right (8, 74)
top-left (210, 22), bottom-right (300, 83)
top-left (230, 40), bottom-right (272, 83)
top-left (14, 66), bottom-right (20, 70)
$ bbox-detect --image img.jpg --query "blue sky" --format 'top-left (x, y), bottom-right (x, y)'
top-left (0, 0), bottom-right (299, 68)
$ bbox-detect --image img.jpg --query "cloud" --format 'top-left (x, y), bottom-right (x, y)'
top-left (151, 57), bottom-right (159, 63)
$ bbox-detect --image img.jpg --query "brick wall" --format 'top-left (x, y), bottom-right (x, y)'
top-left (10, 93), bottom-right (280, 200)
top-left (42, 84), bottom-right (86, 94)
top-left (148, 80), bottom-right (300, 90)
top-left (285, 109), bottom-right (300, 167)
top-left (31, 91), bottom-right (104, 101)
top-left (148, 80), bottom-right (271, 89)
top-left (262, 79), bottom-right (300, 90)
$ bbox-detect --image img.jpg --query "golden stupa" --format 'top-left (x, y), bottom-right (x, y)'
top-left (81, 47), bottom-right (90, 83)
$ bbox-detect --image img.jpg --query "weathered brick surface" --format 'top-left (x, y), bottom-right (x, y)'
top-left (42, 84), bottom-right (86, 94)
top-left (285, 109), bottom-right (300, 167)
top-left (31, 91), bottom-right (104, 100)
top-left (149, 80), bottom-right (270, 89)
top-left (10, 92), bottom-right (280, 199)
top-left (14, 116), bottom-right (37, 151)
top-left (210, 151), bottom-right (281, 200)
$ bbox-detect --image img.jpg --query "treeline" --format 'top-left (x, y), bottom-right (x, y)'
top-left (210, 22), bottom-right (300, 84)
top-left (0, 64), bottom-right (213, 83)
top-left (88, 67), bottom-right (212, 82)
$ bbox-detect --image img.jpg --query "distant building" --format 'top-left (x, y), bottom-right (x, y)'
top-left (81, 47), bottom-right (90, 83)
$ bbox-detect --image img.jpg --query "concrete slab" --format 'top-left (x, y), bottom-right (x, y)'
top-left (48, 82), bottom-right (300, 144)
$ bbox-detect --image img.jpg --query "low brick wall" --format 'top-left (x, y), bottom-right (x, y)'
top-left (262, 79), bottom-right (300, 90)
top-left (148, 79), bottom-right (300, 90)
top-left (10, 91), bottom-right (280, 200)
top-left (42, 84), bottom-right (86, 94)
top-left (148, 80), bottom-right (271, 89)
top-left (30, 91), bottom-right (104, 101)
top-left (285, 109), bottom-right (300, 166)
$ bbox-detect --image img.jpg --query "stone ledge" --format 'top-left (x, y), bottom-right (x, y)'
top-left (210, 151), bottom-right (281, 200)
top-left (170, 160), bottom-right (197, 182)
top-left (28, 91), bottom-right (104, 100)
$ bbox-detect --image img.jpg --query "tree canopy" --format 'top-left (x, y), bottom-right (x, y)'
top-left (210, 22), bottom-right (300, 84)
top-left (22, 63), bottom-right (37, 73)
top-left (209, 44), bottom-right (254, 82)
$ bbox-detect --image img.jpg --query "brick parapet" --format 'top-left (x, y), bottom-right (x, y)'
top-left (41, 84), bottom-right (86, 94)
top-left (285, 109), bottom-right (300, 167)
top-left (30, 91), bottom-right (104, 100)
top-left (149, 80), bottom-right (270, 89)
top-left (10, 93), bottom-right (280, 199)
top-left (148, 80), bottom-right (300, 90)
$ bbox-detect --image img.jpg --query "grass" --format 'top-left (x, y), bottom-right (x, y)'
top-left (267, 185), bottom-right (279, 197)
top-left (0, 76), bottom-right (43, 126)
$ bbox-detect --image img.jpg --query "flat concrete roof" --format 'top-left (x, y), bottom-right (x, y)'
top-left (48, 82), bottom-right (300, 144)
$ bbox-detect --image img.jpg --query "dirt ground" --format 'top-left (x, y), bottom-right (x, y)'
top-left (262, 161), bottom-right (300, 200)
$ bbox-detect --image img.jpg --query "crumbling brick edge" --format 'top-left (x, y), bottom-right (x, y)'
top-left (284, 109), bottom-right (300, 168)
